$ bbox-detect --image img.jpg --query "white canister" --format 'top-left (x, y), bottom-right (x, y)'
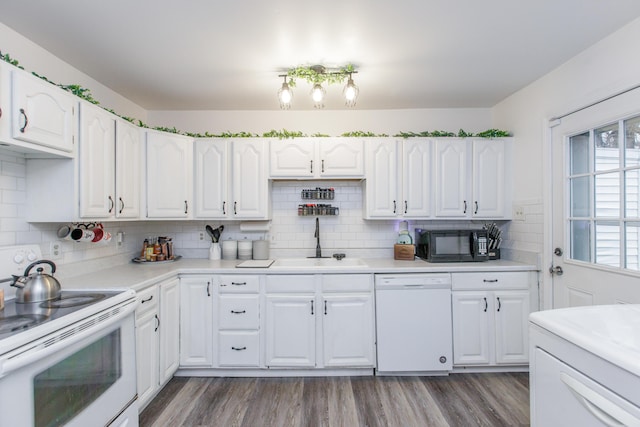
top-left (252, 240), bottom-right (270, 260)
top-left (209, 242), bottom-right (221, 260)
top-left (237, 240), bottom-right (253, 260)
top-left (221, 240), bottom-right (238, 259)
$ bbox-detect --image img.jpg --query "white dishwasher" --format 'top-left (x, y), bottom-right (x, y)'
top-left (375, 274), bottom-right (452, 375)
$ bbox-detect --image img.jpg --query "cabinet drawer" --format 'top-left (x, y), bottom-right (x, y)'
top-left (217, 331), bottom-right (260, 367)
top-left (218, 275), bottom-right (260, 293)
top-left (266, 275), bottom-right (316, 293)
top-left (452, 272), bottom-right (530, 290)
top-left (218, 295), bottom-right (260, 329)
top-left (136, 286), bottom-right (158, 317)
top-left (322, 274), bottom-right (372, 292)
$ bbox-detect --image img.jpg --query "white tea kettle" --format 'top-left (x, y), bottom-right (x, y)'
top-left (11, 260), bottom-right (62, 303)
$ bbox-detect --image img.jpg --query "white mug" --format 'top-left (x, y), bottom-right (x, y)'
top-left (71, 227), bottom-right (95, 242)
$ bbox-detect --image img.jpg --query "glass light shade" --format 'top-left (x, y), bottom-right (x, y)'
top-left (278, 81), bottom-right (293, 109)
top-left (343, 76), bottom-right (359, 107)
top-left (311, 83), bottom-right (325, 109)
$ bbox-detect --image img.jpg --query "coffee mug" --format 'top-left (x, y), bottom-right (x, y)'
top-left (57, 225), bottom-right (73, 240)
top-left (71, 227), bottom-right (95, 242)
top-left (91, 225), bottom-right (112, 243)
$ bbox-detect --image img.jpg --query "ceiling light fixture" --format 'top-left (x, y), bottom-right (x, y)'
top-left (277, 64), bottom-right (359, 109)
top-left (277, 76), bottom-right (293, 109)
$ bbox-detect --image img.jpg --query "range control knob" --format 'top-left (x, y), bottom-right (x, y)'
top-left (439, 356), bottom-right (447, 364)
top-left (13, 251), bottom-right (25, 264)
top-left (26, 251), bottom-right (38, 262)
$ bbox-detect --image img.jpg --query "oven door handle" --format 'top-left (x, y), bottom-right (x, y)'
top-left (0, 301), bottom-right (136, 377)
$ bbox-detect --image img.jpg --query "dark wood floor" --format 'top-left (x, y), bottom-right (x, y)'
top-left (140, 373), bottom-right (530, 427)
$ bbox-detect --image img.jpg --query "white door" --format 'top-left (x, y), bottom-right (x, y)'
top-left (269, 139), bottom-right (315, 178)
top-left (550, 88), bottom-right (640, 308)
top-left (365, 139), bottom-right (399, 218)
top-left (232, 139), bottom-right (268, 219)
top-left (318, 139), bottom-right (364, 178)
top-left (159, 279), bottom-right (180, 384)
top-left (179, 276), bottom-right (213, 367)
top-left (452, 291), bottom-right (491, 365)
top-left (494, 290), bottom-right (529, 364)
top-left (435, 139), bottom-right (469, 217)
top-left (194, 139), bottom-right (229, 218)
top-left (135, 308), bottom-right (159, 408)
top-left (146, 132), bottom-right (193, 218)
top-left (402, 139), bottom-right (432, 218)
top-left (472, 139), bottom-right (505, 218)
top-left (322, 294), bottom-right (375, 367)
top-left (11, 70), bottom-right (75, 153)
top-left (115, 120), bottom-right (142, 218)
top-left (265, 295), bottom-right (316, 367)
top-left (78, 103), bottom-right (115, 218)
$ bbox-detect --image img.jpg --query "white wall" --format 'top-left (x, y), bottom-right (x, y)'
top-left (0, 23), bottom-right (147, 122)
top-left (492, 16), bottom-right (640, 306)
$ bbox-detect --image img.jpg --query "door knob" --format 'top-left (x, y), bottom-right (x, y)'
top-left (554, 247), bottom-right (563, 256)
top-left (549, 265), bottom-right (564, 276)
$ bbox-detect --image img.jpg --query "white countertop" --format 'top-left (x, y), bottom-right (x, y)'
top-left (62, 257), bottom-right (537, 292)
top-left (530, 304), bottom-right (640, 378)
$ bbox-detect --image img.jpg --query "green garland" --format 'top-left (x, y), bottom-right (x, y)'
top-left (0, 50), bottom-right (512, 139)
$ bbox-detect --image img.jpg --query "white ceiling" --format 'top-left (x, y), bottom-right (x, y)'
top-left (2, 1), bottom-right (640, 111)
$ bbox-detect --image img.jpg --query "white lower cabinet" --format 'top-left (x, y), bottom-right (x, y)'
top-left (179, 275), bottom-right (214, 367)
top-left (265, 274), bottom-right (375, 369)
top-left (451, 272), bottom-right (532, 367)
top-left (135, 278), bottom-right (180, 410)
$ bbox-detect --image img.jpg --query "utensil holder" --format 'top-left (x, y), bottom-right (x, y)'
top-left (209, 242), bottom-right (221, 260)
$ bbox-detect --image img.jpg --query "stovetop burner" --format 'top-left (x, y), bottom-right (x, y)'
top-left (39, 293), bottom-right (106, 309)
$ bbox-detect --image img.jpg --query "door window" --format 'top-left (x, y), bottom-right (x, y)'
top-left (568, 114), bottom-right (640, 270)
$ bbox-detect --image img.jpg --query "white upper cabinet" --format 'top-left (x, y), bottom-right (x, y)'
top-left (232, 139), bottom-right (270, 219)
top-left (115, 120), bottom-right (142, 218)
top-left (194, 139), bottom-right (229, 218)
top-left (78, 103), bottom-right (116, 218)
top-left (435, 138), bottom-right (511, 219)
top-left (10, 69), bottom-right (75, 155)
top-left (146, 131), bottom-right (193, 218)
top-left (472, 139), bottom-right (507, 218)
top-left (269, 138), bottom-right (364, 179)
top-left (365, 138), bottom-right (431, 219)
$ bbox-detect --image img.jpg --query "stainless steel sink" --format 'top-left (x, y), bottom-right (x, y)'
top-left (272, 258), bottom-right (368, 268)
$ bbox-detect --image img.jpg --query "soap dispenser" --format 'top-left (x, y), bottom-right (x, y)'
top-left (396, 220), bottom-right (413, 244)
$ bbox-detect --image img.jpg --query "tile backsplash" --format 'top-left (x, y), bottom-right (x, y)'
top-left (0, 149), bottom-right (542, 274)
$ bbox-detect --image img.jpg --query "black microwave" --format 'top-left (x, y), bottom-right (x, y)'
top-left (415, 229), bottom-right (489, 262)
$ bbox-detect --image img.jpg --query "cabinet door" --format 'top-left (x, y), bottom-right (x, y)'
top-left (435, 139), bottom-right (469, 217)
top-left (365, 139), bottom-right (399, 218)
top-left (402, 139), bottom-right (432, 218)
top-left (115, 120), bottom-right (142, 218)
top-left (146, 132), bottom-right (193, 218)
top-left (265, 295), bottom-right (316, 367)
top-left (11, 70), bottom-right (75, 153)
top-left (322, 294), bottom-right (375, 367)
top-left (452, 291), bottom-right (491, 365)
top-left (78, 103), bottom-right (115, 218)
top-left (136, 309), bottom-right (159, 409)
top-left (318, 139), bottom-right (364, 178)
top-left (494, 290), bottom-right (529, 364)
top-left (179, 276), bottom-right (213, 367)
top-left (472, 139), bottom-right (506, 218)
top-left (159, 279), bottom-right (180, 384)
top-left (232, 139), bottom-right (269, 219)
top-left (194, 139), bottom-right (229, 218)
top-left (269, 139), bottom-right (315, 178)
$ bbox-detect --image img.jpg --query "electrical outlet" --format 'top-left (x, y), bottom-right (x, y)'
top-left (513, 205), bottom-right (525, 221)
top-left (49, 241), bottom-right (62, 260)
top-left (199, 232), bottom-right (204, 241)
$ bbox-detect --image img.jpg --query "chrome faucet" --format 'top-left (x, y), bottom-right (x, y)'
top-left (314, 217), bottom-right (322, 258)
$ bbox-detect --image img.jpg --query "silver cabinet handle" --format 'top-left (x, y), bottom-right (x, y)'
top-left (231, 346), bottom-right (247, 351)
top-left (474, 201), bottom-right (479, 214)
top-left (108, 196), bottom-right (114, 213)
top-left (393, 200), bottom-right (396, 214)
top-left (19, 108), bottom-right (28, 133)
top-left (496, 297), bottom-right (501, 312)
top-left (483, 279), bottom-right (498, 283)
top-left (321, 159), bottom-right (325, 173)
top-left (463, 200), bottom-right (467, 214)
top-left (310, 300), bottom-right (314, 315)
top-left (231, 310), bottom-right (246, 314)
top-left (119, 197), bottom-right (125, 214)
top-left (141, 295), bottom-right (153, 303)
top-left (206, 281), bottom-right (210, 297)
top-left (154, 314), bottom-right (160, 332)
top-left (184, 200), bottom-right (188, 214)
top-left (483, 297), bottom-right (488, 312)
top-left (324, 300), bottom-right (327, 315)
top-left (231, 282), bottom-right (246, 286)
top-left (310, 159), bottom-right (313, 173)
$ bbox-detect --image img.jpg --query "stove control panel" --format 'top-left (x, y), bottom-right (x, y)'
top-left (0, 245), bottom-right (43, 300)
